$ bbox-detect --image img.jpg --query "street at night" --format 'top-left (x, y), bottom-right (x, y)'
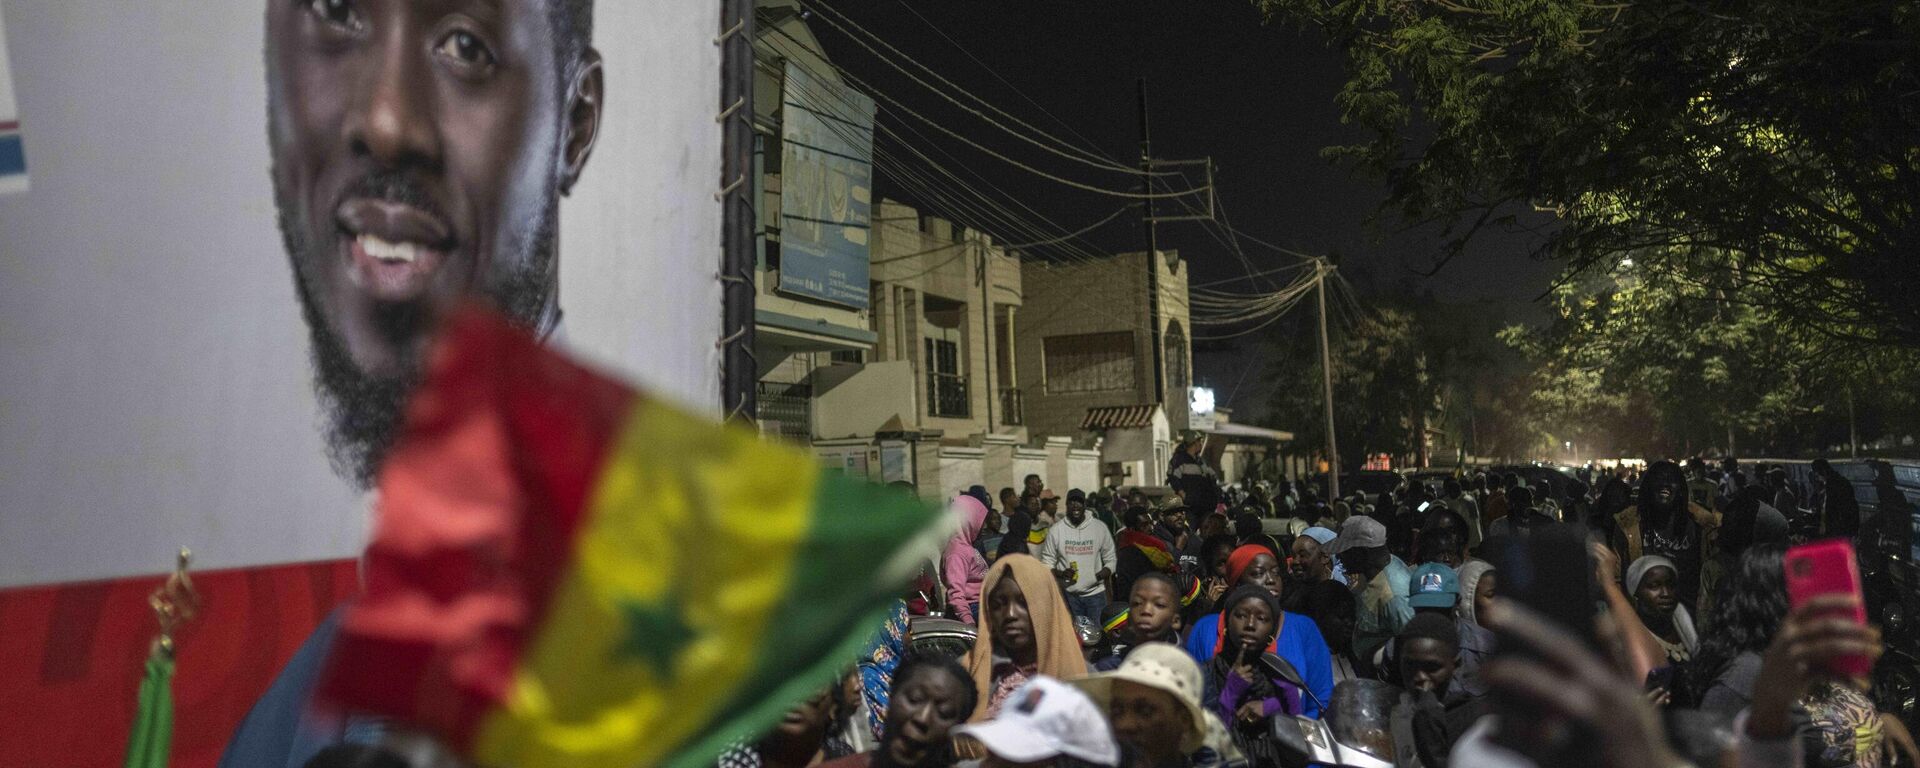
top-left (0, 1), bottom-right (1915, 766)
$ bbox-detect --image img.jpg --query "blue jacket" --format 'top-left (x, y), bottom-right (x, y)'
top-left (219, 610), bottom-right (386, 768)
top-left (1183, 609), bottom-right (1335, 719)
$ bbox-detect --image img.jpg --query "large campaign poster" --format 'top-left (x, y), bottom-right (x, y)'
top-left (0, 3), bottom-right (723, 765)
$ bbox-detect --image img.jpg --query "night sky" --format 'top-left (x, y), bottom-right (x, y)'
top-left (803, 0), bottom-right (1561, 423)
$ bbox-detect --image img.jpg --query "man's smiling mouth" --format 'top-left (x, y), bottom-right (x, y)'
top-left (336, 198), bottom-right (456, 301)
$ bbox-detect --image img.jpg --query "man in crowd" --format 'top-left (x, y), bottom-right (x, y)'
top-left (1398, 612), bottom-right (1490, 766)
top-left (1442, 478), bottom-right (1481, 550)
top-left (1041, 488), bottom-right (1118, 626)
top-left (1812, 459), bottom-right (1860, 539)
top-left (1020, 474), bottom-right (1045, 515)
top-left (1482, 473), bottom-right (1512, 529)
top-left (1399, 562), bottom-right (1490, 704)
top-left (1167, 430), bottom-right (1222, 517)
top-left (1329, 516), bottom-right (1413, 676)
top-left (1074, 643), bottom-right (1210, 768)
top-left (225, 1), bottom-right (608, 766)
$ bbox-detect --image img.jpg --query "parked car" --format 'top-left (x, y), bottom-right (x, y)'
top-left (1313, 470), bottom-right (1407, 501)
top-left (1487, 464), bottom-right (1577, 502)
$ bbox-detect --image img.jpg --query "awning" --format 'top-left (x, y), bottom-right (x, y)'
top-left (1081, 404), bottom-right (1159, 430)
top-left (1205, 422), bottom-right (1294, 443)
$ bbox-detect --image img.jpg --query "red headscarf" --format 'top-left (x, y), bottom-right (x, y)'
top-left (1217, 545), bottom-right (1283, 655)
top-left (1225, 544), bottom-right (1274, 585)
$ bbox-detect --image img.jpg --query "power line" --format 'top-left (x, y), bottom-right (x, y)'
top-left (763, 23), bottom-right (1208, 200)
top-left (806, 0), bottom-right (1160, 176)
top-left (888, 0), bottom-right (1124, 170)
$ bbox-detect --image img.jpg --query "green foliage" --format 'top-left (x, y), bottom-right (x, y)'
top-left (1265, 295), bottom-right (1542, 470)
top-left (1256, 0), bottom-right (1920, 347)
top-left (1502, 254), bottom-right (1920, 456)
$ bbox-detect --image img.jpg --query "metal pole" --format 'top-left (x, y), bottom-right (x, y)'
top-left (1317, 260), bottom-right (1340, 502)
top-left (1848, 387), bottom-right (1859, 458)
top-left (718, 0), bottom-right (756, 423)
top-left (979, 241), bottom-right (993, 430)
top-left (1139, 77), bottom-right (1165, 407)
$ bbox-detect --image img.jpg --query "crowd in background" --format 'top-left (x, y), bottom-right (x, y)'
top-left (700, 435), bottom-right (1918, 768)
top-left (301, 443), bottom-right (1917, 768)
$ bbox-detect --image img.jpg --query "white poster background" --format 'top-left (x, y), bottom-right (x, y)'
top-left (0, 2), bottom-right (722, 588)
top-left (0, 2), bottom-right (26, 194)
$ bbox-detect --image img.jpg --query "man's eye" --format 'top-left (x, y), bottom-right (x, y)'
top-left (437, 30), bottom-right (496, 67)
top-left (305, 0), bottom-right (361, 31)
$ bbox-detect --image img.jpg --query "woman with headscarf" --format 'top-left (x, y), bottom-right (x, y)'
top-left (1626, 554), bottom-right (1699, 667)
top-left (1183, 544), bottom-right (1334, 718)
top-left (943, 495), bottom-right (990, 625)
top-left (1283, 526), bottom-right (1355, 660)
top-left (965, 554), bottom-right (1088, 722)
top-left (1204, 584), bottom-right (1303, 765)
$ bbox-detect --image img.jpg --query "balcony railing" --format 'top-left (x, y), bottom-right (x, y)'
top-left (756, 381), bottom-right (812, 441)
top-left (999, 387), bottom-right (1024, 426)
top-left (927, 372), bottom-right (970, 419)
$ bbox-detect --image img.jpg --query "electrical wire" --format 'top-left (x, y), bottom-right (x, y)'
top-left (763, 23), bottom-right (1207, 200)
top-left (803, 0), bottom-right (1169, 177)
top-left (888, 0), bottom-right (1125, 171)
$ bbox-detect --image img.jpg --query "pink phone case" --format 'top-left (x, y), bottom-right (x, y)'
top-left (1784, 540), bottom-right (1872, 679)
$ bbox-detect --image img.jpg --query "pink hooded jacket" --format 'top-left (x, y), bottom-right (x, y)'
top-left (942, 495), bottom-right (990, 624)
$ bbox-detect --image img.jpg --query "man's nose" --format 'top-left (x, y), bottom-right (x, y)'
top-left (346, 28), bottom-right (443, 169)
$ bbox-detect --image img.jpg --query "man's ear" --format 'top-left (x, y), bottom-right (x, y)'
top-left (559, 49), bottom-right (604, 196)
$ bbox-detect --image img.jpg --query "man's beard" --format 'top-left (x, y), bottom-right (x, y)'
top-left (273, 173), bottom-right (558, 489)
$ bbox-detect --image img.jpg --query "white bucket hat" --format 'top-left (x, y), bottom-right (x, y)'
top-left (953, 676), bottom-right (1120, 767)
top-left (1070, 642), bottom-right (1209, 753)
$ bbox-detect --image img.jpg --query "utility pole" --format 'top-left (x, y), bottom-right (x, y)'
top-left (1848, 387), bottom-right (1859, 458)
top-left (1138, 77), bottom-right (1165, 408)
top-left (1317, 259), bottom-right (1340, 502)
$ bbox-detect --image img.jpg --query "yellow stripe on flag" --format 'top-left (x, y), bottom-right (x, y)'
top-left (474, 398), bottom-right (820, 768)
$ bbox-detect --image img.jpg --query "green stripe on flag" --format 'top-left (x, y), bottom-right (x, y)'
top-left (668, 473), bottom-right (942, 768)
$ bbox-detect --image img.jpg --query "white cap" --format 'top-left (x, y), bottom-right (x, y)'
top-left (953, 676), bottom-right (1121, 767)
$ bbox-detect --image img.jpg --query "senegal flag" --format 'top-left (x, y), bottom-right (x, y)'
top-left (316, 307), bottom-right (943, 768)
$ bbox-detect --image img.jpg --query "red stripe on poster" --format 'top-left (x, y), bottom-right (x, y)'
top-left (0, 558), bottom-right (360, 768)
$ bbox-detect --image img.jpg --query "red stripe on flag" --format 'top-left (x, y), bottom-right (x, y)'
top-left (0, 559), bottom-right (359, 768)
top-left (0, 120), bottom-right (18, 132)
top-left (318, 307), bottom-right (636, 749)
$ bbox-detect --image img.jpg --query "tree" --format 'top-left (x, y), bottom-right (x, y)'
top-left (1502, 252), bottom-right (1920, 457)
top-left (1252, 0), bottom-right (1920, 347)
top-left (1266, 307), bottom-right (1422, 472)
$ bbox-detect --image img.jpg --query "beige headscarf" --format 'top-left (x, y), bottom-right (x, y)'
top-left (965, 553), bottom-right (1088, 722)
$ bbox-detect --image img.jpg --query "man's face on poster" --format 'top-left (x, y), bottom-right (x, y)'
top-left (266, 0), bottom-right (600, 485)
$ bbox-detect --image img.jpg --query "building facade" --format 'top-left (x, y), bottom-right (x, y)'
top-left (1017, 250), bottom-right (1194, 488)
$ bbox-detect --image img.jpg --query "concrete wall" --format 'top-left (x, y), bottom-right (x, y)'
top-left (1016, 251), bottom-right (1190, 442)
top-left (1012, 450), bottom-right (1050, 493)
top-left (1068, 449), bottom-right (1103, 494)
top-left (1102, 408), bottom-right (1174, 487)
top-left (936, 447), bottom-right (987, 498)
top-left (811, 361), bottom-right (917, 440)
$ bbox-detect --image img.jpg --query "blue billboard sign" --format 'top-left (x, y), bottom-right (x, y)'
top-left (779, 62), bottom-right (875, 310)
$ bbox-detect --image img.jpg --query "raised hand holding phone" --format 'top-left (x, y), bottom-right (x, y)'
top-left (1783, 540), bottom-right (1873, 679)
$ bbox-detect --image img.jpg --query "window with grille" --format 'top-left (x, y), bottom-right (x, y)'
top-left (1043, 332), bottom-right (1135, 394)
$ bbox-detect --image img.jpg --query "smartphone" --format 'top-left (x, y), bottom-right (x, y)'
top-left (1644, 665), bottom-right (1676, 692)
top-left (1784, 539), bottom-right (1872, 679)
top-left (1494, 523), bottom-right (1601, 657)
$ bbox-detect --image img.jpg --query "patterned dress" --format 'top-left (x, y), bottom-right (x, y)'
top-left (1802, 681), bottom-right (1885, 768)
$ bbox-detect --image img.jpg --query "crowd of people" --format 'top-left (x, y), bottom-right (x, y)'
top-left (710, 447), bottom-right (1917, 768)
